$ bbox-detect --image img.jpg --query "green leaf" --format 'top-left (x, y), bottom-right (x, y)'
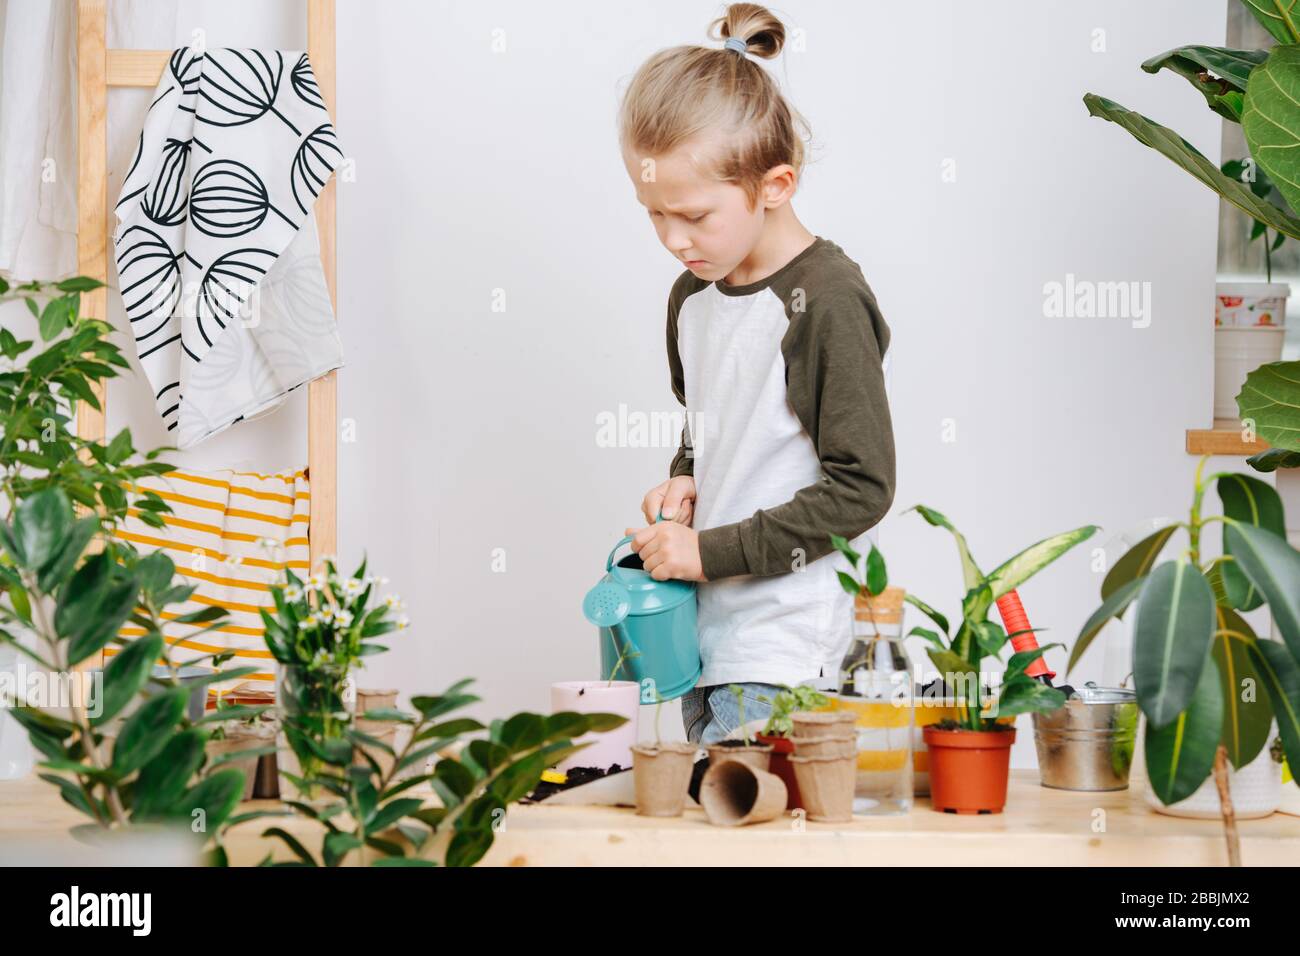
top-left (89, 633), bottom-right (162, 726)
top-left (1218, 473), bottom-right (1287, 610)
top-left (54, 276), bottom-right (104, 293)
top-left (367, 797), bottom-right (424, 834)
top-left (828, 533), bottom-right (860, 569)
top-left (1102, 525), bottom-right (1177, 601)
top-left (1142, 46), bottom-right (1267, 120)
top-left (13, 487), bottom-right (72, 571)
top-left (262, 827), bottom-right (319, 866)
top-left (908, 504), bottom-right (983, 592)
top-left (1133, 559), bottom-right (1216, 729)
top-left (1246, 447), bottom-right (1300, 472)
top-left (836, 570), bottom-right (862, 599)
top-left (1224, 522), bottom-right (1300, 664)
top-left (1145, 656), bottom-right (1224, 806)
top-left (904, 593), bottom-right (949, 636)
top-left (1247, 638), bottom-right (1300, 783)
top-left (497, 712), bottom-right (545, 751)
top-left (1070, 576), bottom-right (1145, 676)
top-left (1245, 46), bottom-right (1300, 229)
top-left (111, 688), bottom-right (187, 776)
top-left (36, 515), bottom-right (98, 593)
top-left (1242, 0), bottom-right (1300, 45)
top-left (174, 769), bottom-right (246, 834)
top-left (1083, 93), bottom-right (1300, 240)
top-left (445, 827), bottom-right (494, 868)
top-left (132, 728), bottom-right (206, 820)
top-left (323, 832), bottom-right (363, 867)
top-left (1239, 360), bottom-right (1300, 453)
top-left (925, 647), bottom-right (978, 702)
top-left (994, 677), bottom-right (1066, 720)
top-left (864, 544), bottom-right (887, 595)
top-left (986, 525), bottom-right (1097, 601)
top-left (1211, 607), bottom-right (1273, 770)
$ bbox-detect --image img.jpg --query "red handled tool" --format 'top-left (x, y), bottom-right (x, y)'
top-left (995, 589), bottom-right (1058, 685)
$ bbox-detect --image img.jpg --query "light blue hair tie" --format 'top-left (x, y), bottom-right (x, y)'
top-left (724, 36), bottom-right (748, 54)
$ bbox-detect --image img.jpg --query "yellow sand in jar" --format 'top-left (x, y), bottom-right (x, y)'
top-left (856, 749), bottom-right (908, 772)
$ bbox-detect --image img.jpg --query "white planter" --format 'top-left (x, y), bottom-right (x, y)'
top-left (550, 681), bottom-right (640, 773)
top-left (1143, 730), bottom-right (1282, 820)
top-left (1213, 326), bottom-right (1285, 420)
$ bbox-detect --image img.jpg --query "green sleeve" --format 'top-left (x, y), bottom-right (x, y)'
top-left (697, 277), bottom-right (896, 580)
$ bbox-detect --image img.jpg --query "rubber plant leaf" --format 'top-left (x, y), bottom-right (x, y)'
top-left (1145, 655), bottom-right (1224, 806)
top-left (1132, 558), bottom-right (1216, 729)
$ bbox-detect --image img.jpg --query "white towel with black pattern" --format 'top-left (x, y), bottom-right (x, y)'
top-left (114, 48), bottom-right (345, 449)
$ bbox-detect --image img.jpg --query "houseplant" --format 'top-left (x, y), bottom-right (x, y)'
top-left (548, 642), bottom-right (641, 776)
top-left (1082, 3), bottom-right (1300, 466)
top-left (906, 505), bottom-right (1097, 813)
top-left (258, 556), bottom-right (405, 801)
top-left (0, 277), bottom-right (272, 862)
top-left (1071, 458), bottom-right (1300, 864)
top-left (629, 689), bottom-right (696, 817)
top-left (755, 683), bottom-right (829, 810)
top-left (259, 676), bottom-right (627, 866)
top-left (207, 694), bottom-right (277, 801)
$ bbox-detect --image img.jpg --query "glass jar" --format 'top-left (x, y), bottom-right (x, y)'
top-left (835, 586), bottom-right (913, 814)
top-left (276, 662), bottom-right (351, 802)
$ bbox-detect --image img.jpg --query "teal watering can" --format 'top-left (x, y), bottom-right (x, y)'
top-left (582, 521), bottom-right (701, 702)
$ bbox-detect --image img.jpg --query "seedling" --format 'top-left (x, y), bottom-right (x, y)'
top-left (758, 684), bottom-right (831, 738)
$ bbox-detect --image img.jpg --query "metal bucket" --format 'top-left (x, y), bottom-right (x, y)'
top-left (1031, 683), bottom-right (1138, 791)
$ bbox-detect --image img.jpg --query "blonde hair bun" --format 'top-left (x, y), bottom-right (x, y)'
top-left (709, 3), bottom-right (786, 60)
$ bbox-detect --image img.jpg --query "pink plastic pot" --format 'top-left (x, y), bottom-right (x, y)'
top-left (550, 680), bottom-right (640, 773)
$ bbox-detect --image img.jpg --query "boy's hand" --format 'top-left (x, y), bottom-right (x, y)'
top-left (642, 475), bottom-right (696, 526)
top-left (624, 521), bottom-right (706, 582)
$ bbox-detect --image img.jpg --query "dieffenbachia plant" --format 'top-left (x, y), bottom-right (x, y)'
top-left (905, 506), bottom-right (1098, 731)
top-left (1083, 0), bottom-right (1300, 471)
top-left (1071, 458), bottom-right (1300, 864)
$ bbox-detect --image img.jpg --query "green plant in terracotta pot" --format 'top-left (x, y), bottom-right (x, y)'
top-left (755, 684), bottom-right (830, 811)
top-left (906, 505), bottom-right (1097, 813)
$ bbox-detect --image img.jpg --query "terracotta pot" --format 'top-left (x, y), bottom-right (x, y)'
top-left (923, 726), bottom-right (1016, 814)
top-left (790, 735), bottom-right (857, 759)
top-left (791, 710), bottom-right (857, 740)
top-left (789, 753), bottom-right (856, 822)
top-left (699, 759), bottom-right (788, 826)
top-left (706, 740), bottom-right (773, 772)
top-left (757, 734), bottom-right (803, 810)
top-left (631, 743), bottom-right (697, 817)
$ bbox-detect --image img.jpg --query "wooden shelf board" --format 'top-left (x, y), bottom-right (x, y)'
top-left (1186, 419), bottom-right (1270, 457)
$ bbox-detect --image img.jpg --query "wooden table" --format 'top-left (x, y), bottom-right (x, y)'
top-left (3, 771), bottom-right (1297, 866)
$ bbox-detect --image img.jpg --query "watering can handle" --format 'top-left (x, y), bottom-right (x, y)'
top-left (605, 513), bottom-right (666, 574)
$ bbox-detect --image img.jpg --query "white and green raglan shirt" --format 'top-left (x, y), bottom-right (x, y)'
top-left (666, 235), bottom-right (896, 688)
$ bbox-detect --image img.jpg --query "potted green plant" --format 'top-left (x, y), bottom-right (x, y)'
top-left (1071, 458), bottom-right (1300, 864)
top-left (906, 505), bottom-right (1097, 813)
top-left (260, 556), bottom-right (404, 802)
top-left (1082, 3), bottom-right (1300, 467)
top-left (755, 684), bottom-right (830, 810)
top-left (704, 684), bottom-right (773, 770)
top-left (0, 277), bottom-right (274, 863)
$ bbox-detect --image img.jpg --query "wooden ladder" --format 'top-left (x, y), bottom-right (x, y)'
top-left (74, 0), bottom-right (339, 571)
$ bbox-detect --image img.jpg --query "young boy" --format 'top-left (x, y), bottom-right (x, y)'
top-left (618, 11), bottom-right (896, 744)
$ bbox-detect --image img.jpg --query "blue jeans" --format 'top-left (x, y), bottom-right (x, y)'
top-left (680, 682), bottom-right (785, 745)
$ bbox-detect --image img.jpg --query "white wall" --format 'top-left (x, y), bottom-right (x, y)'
top-left (85, 1), bottom-right (1232, 767)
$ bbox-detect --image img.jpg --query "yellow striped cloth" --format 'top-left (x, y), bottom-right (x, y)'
top-left (106, 468), bottom-right (311, 695)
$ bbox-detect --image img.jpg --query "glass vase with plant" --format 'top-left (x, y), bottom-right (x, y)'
top-left (260, 556), bottom-right (405, 801)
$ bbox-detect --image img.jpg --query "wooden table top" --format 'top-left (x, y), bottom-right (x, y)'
top-left (3, 771), bottom-right (1297, 866)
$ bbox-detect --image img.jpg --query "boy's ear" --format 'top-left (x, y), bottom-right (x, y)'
top-left (761, 164), bottom-right (798, 207)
